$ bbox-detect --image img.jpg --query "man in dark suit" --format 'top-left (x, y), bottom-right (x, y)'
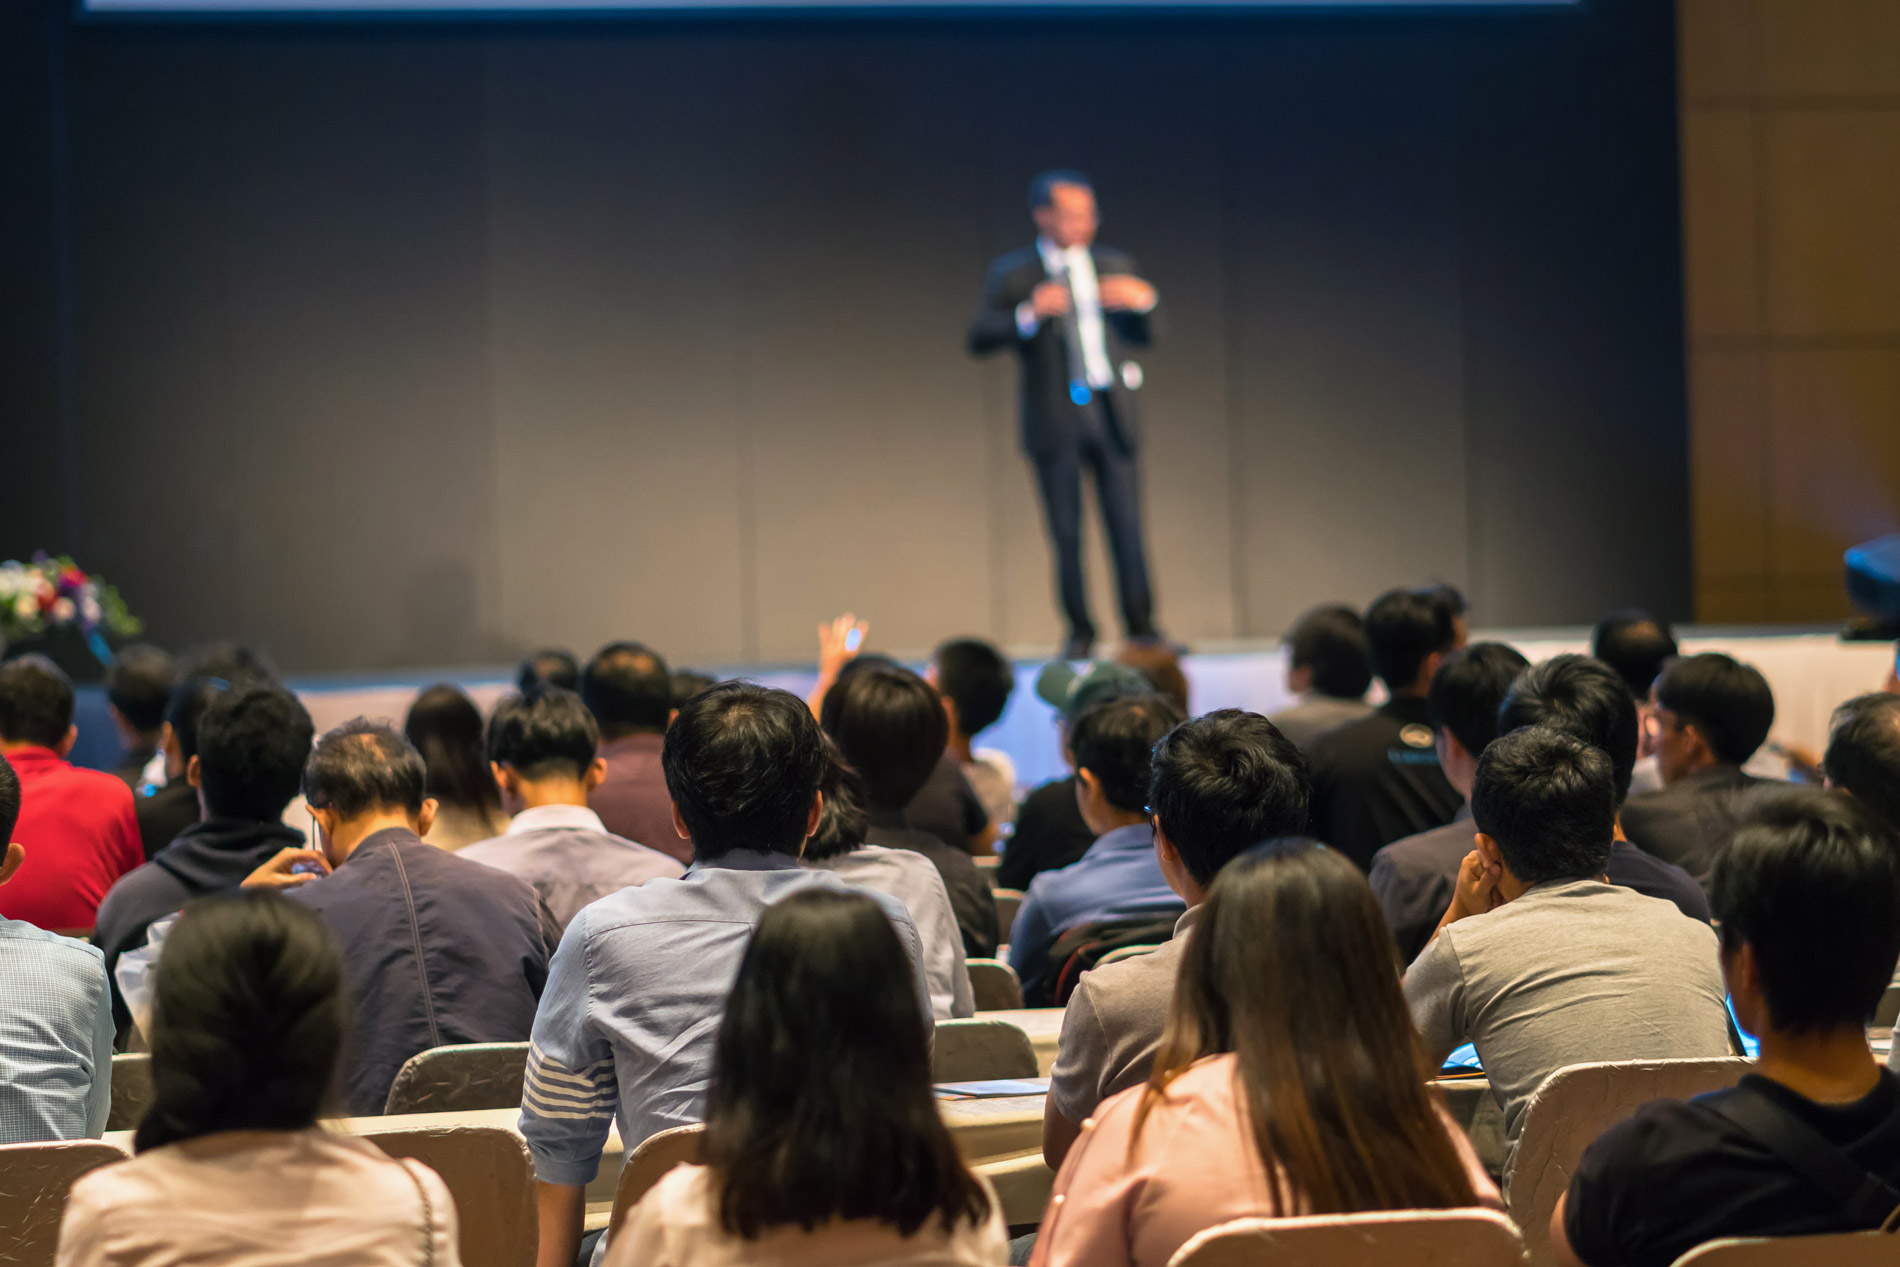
top-left (969, 170), bottom-right (1161, 658)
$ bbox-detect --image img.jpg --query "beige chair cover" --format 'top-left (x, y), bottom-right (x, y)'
top-left (361, 1123), bottom-right (536, 1267)
top-left (383, 1043), bottom-right (531, 1115)
top-left (932, 1018), bottom-right (1039, 1083)
top-left (1672, 1231), bottom-right (1900, 1266)
top-left (0, 1138), bottom-right (131, 1267)
top-left (967, 959), bottom-right (1025, 1011)
top-left (1167, 1208), bottom-right (1525, 1267)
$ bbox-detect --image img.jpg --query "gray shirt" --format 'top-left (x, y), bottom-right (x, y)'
top-left (1267, 694), bottom-right (1376, 753)
top-left (460, 804), bottom-right (684, 937)
top-left (1049, 907), bottom-right (1196, 1124)
top-left (808, 844), bottom-right (975, 1021)
top-left (1403, 879), bottom-right (1731, 1175)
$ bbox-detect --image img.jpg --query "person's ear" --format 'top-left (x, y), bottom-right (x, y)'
top-left (1286, 664), bottom-right (1313, 695)
top-left (941, 694), bottom-right (962, 737)
top-left (1685, 721), bottom-right (1717, 765)
top-left (1076, 766), bottom-right (1104, 806)
top-left (667, 707), bottom-right (679, 728)
top-left (671, 800), bottom-right (691, 841)
top-left (0, 842), bottom-right (24, 887)
top-left (804, 790), bottom-right (824, 840)
top-left (1434, 729), bottom-right (1463, 769)
top-left (1419, 651), bottom-right (1446, 693)
top-left (160, 722), bottom-right (179, 759)
top-left (582, 757), bottom-right (608, 793)
top-left (414, 797), bottom-right (438, 839)
top-left (310, 806), bottom-right (339, 860)
top-left (186, 755), bottom-right (203, 789)
top-left (55, 724), bottom-right (77, 759)
top-left (1473, 830), bottom-right (1504, 869)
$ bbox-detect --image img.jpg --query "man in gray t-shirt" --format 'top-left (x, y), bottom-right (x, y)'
top-left (1403, 726), bottom-right (1732, 1179)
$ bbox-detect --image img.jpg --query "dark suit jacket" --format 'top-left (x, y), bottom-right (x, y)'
top-left (967, 244), bottom-right (1156, 457)
top-left (1621, 764), bottom-right (1768, 886)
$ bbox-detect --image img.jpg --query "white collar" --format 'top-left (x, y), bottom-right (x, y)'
top-left (1038, 236), bottom-right (1091, 270)
top-left (503, 803), bottom-right (606, 836)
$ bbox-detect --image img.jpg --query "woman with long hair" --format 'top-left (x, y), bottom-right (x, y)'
top-left (1031, 839), bottom-right (1499, 1267)
top-left (403, 683), bottom-right (506, 850)
top-left (607, 888), bottom-right (1005, 1266)
top-left (56, 892), bottom-right (459, 1267)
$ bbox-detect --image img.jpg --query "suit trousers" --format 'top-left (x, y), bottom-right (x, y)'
top-left (1031, 402), bottom-right (1155, 641)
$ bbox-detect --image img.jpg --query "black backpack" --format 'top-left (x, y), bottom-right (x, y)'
top-left (1040, 913), bottom-right (1181, 1007)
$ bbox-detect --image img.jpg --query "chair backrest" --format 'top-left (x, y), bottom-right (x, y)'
top-left (1167, 1208), bottom-right (1526, 1267)
top-left (361, 1124), bottom-right (535, 1267)
top-left (992, 888), bottom-right (1024, 939)
top-left (607, 1124), bottom-right (705, 1242)
top-left (0, 1139), bottom-right (131, 1267)
top-left (1672, 1230), bottom-right (1900, 1266)
top-left (382, 1042), bottom-right (530, 1115)
top-left (967, 959), bottom-right (1024, 1011)
top-left (931, 1018), bottom-right (1039, 1082)
top-left (1510, 1057), bottom-right (1753, 1267)
top-left (107, 1053), bottom-right (155, 1132)
top-left (1876, 984), bottom-right (1900, 1029)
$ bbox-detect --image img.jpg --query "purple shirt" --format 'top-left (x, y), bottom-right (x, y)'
top-left (588, 733), bottom-right (689, 865)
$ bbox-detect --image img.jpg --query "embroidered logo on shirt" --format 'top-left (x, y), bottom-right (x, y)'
top-left (1400, 724), bottom-right (1435, 749)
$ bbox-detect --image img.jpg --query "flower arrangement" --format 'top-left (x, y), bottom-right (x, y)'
top-left (0, 554), bottom-right (143, 657)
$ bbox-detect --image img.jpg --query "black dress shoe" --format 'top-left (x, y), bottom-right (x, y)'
top-left (1062, 631), bottom-right (1096, 660)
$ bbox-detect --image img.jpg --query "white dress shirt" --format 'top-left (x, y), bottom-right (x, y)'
top-left (1016, 237), bottom-right (1149, 391)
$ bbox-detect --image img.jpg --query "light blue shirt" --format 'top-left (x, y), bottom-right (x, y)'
top-left (0, 918), bottom-right (113, 1143)
top-left (1007, 823), bottom-right (1186, 983)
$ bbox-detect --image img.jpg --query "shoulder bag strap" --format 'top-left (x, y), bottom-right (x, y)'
top-left (1706, 1086), bottom-right (1900, 1230)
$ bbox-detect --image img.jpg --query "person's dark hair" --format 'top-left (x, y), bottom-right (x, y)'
top-left (1591, 610), bottom-right (1678, 702)
top-left (1427, 643), bottom-right (1530, 760)
top-left (582, 641), bottom-right (673, 740)
top-left (1149, 710), bottom-right (1309, 887)
top-left (0, 752), bottom-right (19, 844)
top-left (706, 889), bottom-right (991, 1239)
top-left (1364, 589), bottom-right (1457, 693)
top-left (196, 685), bottom-right (315, 822)
top-left (179, 642), bottom-right (277, 688)
top-left (671, 669), bottom-right (719, 712)
top-left (1115, 643), bottom-right (1190, 716)
top-left (1286, 605), bottom-right (1374, 701)
top-left (487, 686), bottom-right (600, 782)
top-left (134, 892), bottom-right (345, 1152)
top-left (303, 718), bottom-right (428, 820)
top-left (1428, 585), bottom-right (1468, 622)
top-left (1654, 652), bottom-right (1776, 765)
top-left (1712, 786), bottom-right (1900, 1033)
top-left (1070, 694), bottom-right (1184, 815)
top-left (1827, 693), bottom-right (1900, 834)
top-left (1471, 726), bottom-right (1616, 884)
top-left (106, 644), bottom-right (178, 735)
top-left (403, 684), bottom-right (502, 817)
top-left (1142, 840), bottom-right (1477, 1215)
top-left (1498, 655), bottom-right (1642, 805)
top-left (0, 654), bottom-right (74, 748)
top-left (819, 666), bottom-right (948, 814)
top-left (1029, 169), bottom-right (1092, 210)
top-left (517, 648), bottom-right (579, 694)
top-left (663, 682), bottom-right (828, 860)
top-left (933, 638), bottom-right (1015, 737)
top-left (164, 676), bottom-right (227, 764)
top-left (803, 741), bottom-right (869, 864)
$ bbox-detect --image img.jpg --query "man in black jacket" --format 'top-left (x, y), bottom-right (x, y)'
top-left (969, 170), bottom-right (1161, 658)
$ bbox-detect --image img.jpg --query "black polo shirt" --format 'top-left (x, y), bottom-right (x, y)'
top-left (996, 776), bottom-right (1096, 892)
top-left (1306, 696), bottom-right (1462, 871)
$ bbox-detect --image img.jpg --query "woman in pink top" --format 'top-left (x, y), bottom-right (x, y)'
top-left (56, 893), bottom-right (459, 1267)
top-left (1032, 838), bottom-right (1500, 1267)
top-left (606, 888), bottom-right (1007, 1267)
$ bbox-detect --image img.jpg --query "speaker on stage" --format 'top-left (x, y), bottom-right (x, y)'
top-left (1845, 534), bottom-right (1900, 638)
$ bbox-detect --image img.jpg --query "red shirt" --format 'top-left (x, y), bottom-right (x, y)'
top-left (0, 746), bottom-right (143, 932)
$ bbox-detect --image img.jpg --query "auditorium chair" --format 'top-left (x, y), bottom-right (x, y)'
top-left (1166, 1209), bottom-right (1525, 1267)
top-left (974, 1149), bottom-right (1057, 1229)
top-left (107, 1052), bottom-right (155, 1131)
top-left (967, 958), bottom-right (1025, 1011)
top-left (1508, 1057), bottom-right (1752, 1267)
top-left (382, 1042), bottom-right (530, 1115)
top-left (606, 1124), bottom-right (705, 1242)
top-left (0, 1138), bottom-right (130, 1267)
top-left (992, 888), bottom-right (1025, 939)
top-left (931, 1018), bottom-right (1039, 1083)
top-left (1670, 1230), bottom-right (1900, 1266)
top-left (361, 1124), bottom-right (535, 1267)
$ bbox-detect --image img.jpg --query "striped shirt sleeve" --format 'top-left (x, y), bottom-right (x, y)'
top-left (518, 909), bottom-right (618, 1186)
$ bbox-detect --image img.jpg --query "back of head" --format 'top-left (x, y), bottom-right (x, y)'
top-left (671, 669), bottom-right (719, 712)
top-left (1069, 694), bottom-right (1185, 815)
top-left (1471, 726), bottom-right (1617, 884)
top-left (663, 682), bottom-right (827, 859)
top-left (1149, 710), bottom-right (1310, 887)
top-left (1713, 787), bottom-right (1900, 1033)
top-left (517, 648), bottom-right (579, 693)
top-left (933, 638), bottom-right (1015, 738)
top-left (196, 684), bottom-right (316, 822)
top-left (1826, 693), bottom-right (1900, 833)
top-left (1286, 605), bottom-right (1373, 701)
top-left (0, 654), bottom-right (74, 748)
top-left (135, 891), bottom-right (345, 1152)
top-left (403, 684), bottom-right (500, 814)
top-left (819, 665), bottom-right (948, 813)
top-left (164, 676), bottom-right (228, 764)
top-left (1364, 589), bottom-right (1457, 693)
top-left (1115, 644), bottom-right (1190, 715)
top-left (106, 644), bottom-right (178, 735)
top-left (180, 642), bottom-right (277, 688)
top-left (1655, 652), bottom-right (1776, 766)
top-left (1428, 585), bottom-right (1469, 646)
top-left (1427, 643), bottom-right (1531, 759)
top-left (1498, 654), bottom-right (1641, 804)
top-left (803, 741), bottom-right (869, 864)
top-left (1151, 840), bottom-right (1476, 1215)
top-left (707, 888), bottom-right (987, 1238)
top-left (1591, 609), bottom-right (1678, 701)
top-left (487, 686), bottom-right (600, 782)
top-left (582, 641), bottom-right (673, 740)
top-left (0, 752), bottom-right (18, 842)
top-left (303, 719), bottom-right (428, 822)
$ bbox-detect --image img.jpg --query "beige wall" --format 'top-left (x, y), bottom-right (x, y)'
top-left (1680, 0), bottom-right (1900, 622)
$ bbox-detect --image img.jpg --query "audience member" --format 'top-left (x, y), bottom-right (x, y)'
top-left (1115, 641), bottom-right (1190, 715)
top-left (821, 665), bottom-right (996, 957)
top-left (1033, 840), bottom-right (1499, 1267)
top-left (1045, 709), bottom-right (1309, 1169)
top-left (460, 686), bottom-right (682, 936)
top-left (582, 641), bottom-right (689, 864)
top-left (671, 669), bottom-right (718, 711)
top-left (609, 889), bottom-right (1004, 1267)
top-left (1404, 726), bottom-right (1732, 1172)
top-left (1432, 584), bottom-right (1471, 647)
top-left (803, 747), bottom-right (973, 1019)
top-left (1554, 789), bottom-right (1900, 1267)
top-left (56, 892), bottom-right (462, 1267)
top-left (1267, 603), bottom-right (1375, 752)
top-left (134, 676), bottom-right (222, 860)
top-left (518, 647), bottom-right (580, 693)
top-left (0, 753), bottom-right (113, 1143)
top-left (1368, 643), bottom-right (1530, 965)
top-left (931, 637), bottom-right (1019, 831)
top-left (1307, 588), bottom-right (1464, 869)
top-left (998, 661), bottom-right (1150, 891)
top-left (1824, 692), bottom-right (1900, 834)
top-left (1622, 652), bottom-right (1775, 882)
top-left (521, 682), bottom-right (930, 1267)
top-left (104, 644), bottom-right (176, 788)
top-left (1008, 694), bottom-right (1186, 1006)
top-left (92, 683), bottom-right (315, 1043)
top-left (403, 683), bottom-right (508, 850)
top-left (1593, 610), bottom-right (1679, 794)
top-left (0, 655), bottom-right (141, 931)
top-left (285, 720), bottom-right (553, 1115)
